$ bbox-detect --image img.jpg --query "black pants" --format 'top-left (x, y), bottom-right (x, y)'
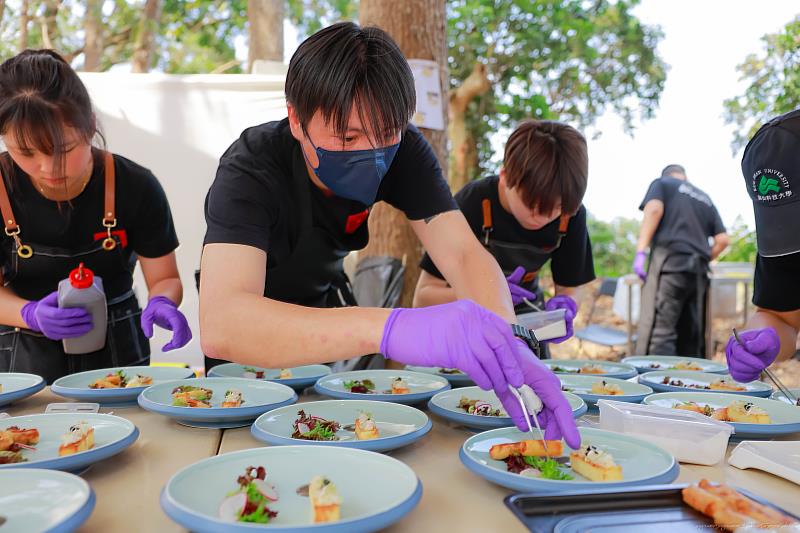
top-left (649, 271), bottom-right (704, 356)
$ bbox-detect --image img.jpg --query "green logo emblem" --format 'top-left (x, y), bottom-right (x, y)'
top-left (758, 175), bottom-right (781, 195)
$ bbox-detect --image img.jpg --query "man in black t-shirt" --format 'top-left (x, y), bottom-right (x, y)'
top-left (725, 109), bottom-right (800, 384)
top-left (199, 22), bottom-right (580, 447)
top-left (634, 165), bottom-right (729, 356)
top-left (415, 120), bottom-right (595, 350)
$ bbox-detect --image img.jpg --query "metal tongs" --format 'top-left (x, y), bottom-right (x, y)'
top-left (507, 384), bottom-right (550, 459)
top-left (733, 328), bottom-right (797, 404)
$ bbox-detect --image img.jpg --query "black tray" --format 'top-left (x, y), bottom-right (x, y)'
top-left (505, 483), bottom-right (800, 533)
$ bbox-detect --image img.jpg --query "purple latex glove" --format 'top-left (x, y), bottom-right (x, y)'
top-left (725, 327), bottom-right (780, 382)
top-left (20, 291), bottom-right (93, 340)
top-left (380, 300), bottom-right (580, 448)
top-left (506, 266), bottom-right (537, 306)
top-left (496, 340), bottom-right (581, 448)
top-left (544, 295), bottom-right (577, 344)
top-left (141, 296), bottom-right (192, 351)
top-left (633, 251), bottom-right (647, 281)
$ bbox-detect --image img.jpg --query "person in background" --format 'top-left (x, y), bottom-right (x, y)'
top-left (633, 164), bottom-right (729, 356)
top-left (725, 109), bottom-right (800, 383)
top-left (413, 120), bottom-right (595, 354)
top-left (0, 50), bottom-right (191, 383)
top-left (199, 22), bottom-right (579, 447)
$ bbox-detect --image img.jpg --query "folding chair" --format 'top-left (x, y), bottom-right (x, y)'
top-left (574, 278), bottom-right (636, 355)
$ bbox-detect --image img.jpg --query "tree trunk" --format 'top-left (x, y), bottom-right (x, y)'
top-left (358, 0), bottom-right (448, 308)
top-left (131, 0), bottom-right (161, 73)
top-left (449, 62), bottom-right (491, 192)
top-left (40, 0), bottom-right (61, 50)
top-left (247, 0), bottom-right (283, 72)
top-left (19, 0), bottom-right (29, 52)
top-left (83, 0), bottom-right (104, 71)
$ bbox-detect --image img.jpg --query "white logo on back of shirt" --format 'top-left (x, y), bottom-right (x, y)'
top-left (677, 183), bottom-right (712, 207)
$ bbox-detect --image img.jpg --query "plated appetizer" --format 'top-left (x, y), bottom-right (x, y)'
top-left (58, 422), bottom-right (94, 456)
top-left (242, 367), bottom-right (265, 379)
top-left (590, 380), bottom-right (624, 396)
top-left (490, 440), bottom-right (572, 480)
top-left (219, 466), bottom-right (278, 524)
top-left (292, 410), bottom-right (340, 441)
top-left (0, 425), bottom-right (40, 464)
top-left (682, 479), bottom-right (798, 530)
top-left (89, 370), bottom-right (153, 389)
top-left (458, 396), bottom-right (504, 417)
top-left (673, 400), bottom-right (772, 424)
top-left (660, 376), bottom-right (747, 392)
top-left (354, 411), bottom-right (380, 440)
top-left (551, 364), bottom-right (607, 374)
top-left (570, 444), bottom-right (623, 481)
top-left (172, 385), bottom-right (213, 408)
top-left (309, 475), bottom-right (341, 523)
top-left (221, 390), bottom-right (244, 408)
top-left (343, 379), bottom-right (375, 394)
top-left (390, 377), bottom-right (410, 394)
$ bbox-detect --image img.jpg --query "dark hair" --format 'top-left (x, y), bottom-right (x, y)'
top-left (661, 164), bottom-right (686, 178)
top-left (285, 22), bottom-right (415, 146)
top-left (503, 120), bottom-right (588, 216)
top-left (0, 49), bottom-right (103, 182)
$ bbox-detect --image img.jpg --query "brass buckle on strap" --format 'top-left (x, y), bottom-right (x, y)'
top-left (102, 218), bottom-right (117, 251)
top-left (5, 226), bottom-right (32, 259)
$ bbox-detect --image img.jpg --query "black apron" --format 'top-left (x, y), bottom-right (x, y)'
top-left (481, 199), bottom-right (571, 358)
top-left (635, 246), bottom-right (708, 356)
top-left (203, 146), bottom-right (358, 372)
top-left (0, 152), bottom-right (149, 384)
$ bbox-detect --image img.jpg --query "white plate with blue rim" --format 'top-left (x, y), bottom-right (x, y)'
top-left (543, 359), bottom-right (638, 380)
top-left (250, 400), bottom-right (431, 452)
top-left (403, 365), bottom-right (474, 387)
top-left (427, 386), bottom-right (587, 430)
top-left (771, 388), bottom-right (800, 407)
top-left (0, 372), bottom-right (45, 408)
top-left (160, 445), bottom-right (422, 533)
top-left (138, 377), bottom-right (297, 429)
top-left (621, 355), bottom-right (728, 374)
top-left (0, 413), bottom-right (138, 472)
top-left (314, 370), bottom-right (450, 405)
top-left (639, 370), bottom-right (772, 397)
top-left (50, 366), bottom-right (196, 406)
top-left (559, 375), bottom-right (653, 407)
top-left (0, 468), bottom-right (95, 532)
top-left (644, 391), bottom-right (800, 438)
top-left (460, 426), bottom-right (678, 493)
top-left (207, 363), bottom-right (332, 391)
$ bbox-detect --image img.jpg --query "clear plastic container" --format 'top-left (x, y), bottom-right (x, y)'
top-left (597, 399), bottom-right (734, 465)
top-left (516, 308), bottom-right (566, 341)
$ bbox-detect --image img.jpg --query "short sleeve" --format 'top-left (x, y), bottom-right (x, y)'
top-left (203, 129), bottom-right (283, 253)
top-left (126, 169), bottom-right (179, 259)
top-left (550, 206), bottom-right (596, 287)
top-left (639, 179), bottom-right (665, 210)
top-left (379, 124), bottom-right (457, 220)
top-left (753, 252), bottom-right (800, 312)
top-left (709, 205), bottom-right (726, 236)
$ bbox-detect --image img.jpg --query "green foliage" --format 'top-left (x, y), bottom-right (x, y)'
top-left (287, 0), bottom-right (358, 40)
top-left (723, 16), bottom-right (800, 153)
top-left (717, 216), bottom-right (757, 263)
top-left (586, 213), bottom-right (640, 278)
top-left (448, 0), bottom-right (667, 173)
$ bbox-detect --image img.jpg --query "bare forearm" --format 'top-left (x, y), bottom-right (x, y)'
top-left (147, 277), bottom-right (183, 305)
top-left (745, 309), bottom-right (799, 361)
top-left (710, 243), bottom-right (726, 260)
top-left (554, 284), bottom-right (578, 298)
top-left (637, 217), bottom-right (660, 252)
top-left (413, 282), bottom-right (457, 307)
top-left (0, 286), bottom-right (30, 328)
top-left (447, 247), bottom-right (515, 322)
top-left (201, 294), bottom-right (392, 367)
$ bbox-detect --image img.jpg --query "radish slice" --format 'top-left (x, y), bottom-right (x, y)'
top-left (520, 468), bottom-right (541, 478)
top-left (296, 422), bottom-right (310, 434)
top-left (252, 479), bottom-right (279, 501)
top-left (218, 493), bottom-right (247, 521)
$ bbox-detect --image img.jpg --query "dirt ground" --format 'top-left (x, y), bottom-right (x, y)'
top-left (546, 278), bottom-right (800, 388)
